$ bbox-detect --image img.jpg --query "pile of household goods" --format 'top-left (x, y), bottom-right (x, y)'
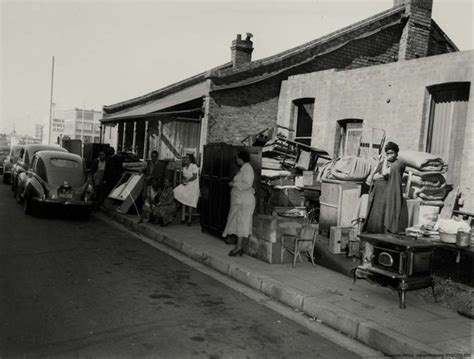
top-left (256, 134), bottom-right (331, 216)
top-left (398, 150), bottom-right (452, 240)
top-left (399, 150), bottom-right (449, 205)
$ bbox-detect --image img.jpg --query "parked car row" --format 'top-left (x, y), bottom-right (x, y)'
top-left (2, 144), bottom-right (93, 217)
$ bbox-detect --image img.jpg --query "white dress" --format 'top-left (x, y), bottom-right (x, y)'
top-left (222, 162), bottom-right (255, 238)
top-left (173, 163), bottom-right (200, 208)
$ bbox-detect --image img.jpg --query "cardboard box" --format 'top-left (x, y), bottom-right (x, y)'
top-left (329, 226), bottom-right (356, 254)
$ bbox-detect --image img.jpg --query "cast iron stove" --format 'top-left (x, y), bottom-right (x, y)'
top-left (353, 233), bottom-right (437, 309)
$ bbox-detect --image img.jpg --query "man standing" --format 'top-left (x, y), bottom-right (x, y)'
top-left (102, 147), bottom-right (123, 198)
top-left (90, 150), bottom-right (107, 203)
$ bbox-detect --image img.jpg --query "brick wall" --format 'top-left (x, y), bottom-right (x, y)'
top-left (277, 50), bottom-right (474, 211)
top-left (398, 0), bottom-right (433, 60)
top-left (207, 78), bottom-right (281, 144)
top-left (428, 22), bottom-right (458, 56)
top-left (208, 24), bottom-right (404, 144)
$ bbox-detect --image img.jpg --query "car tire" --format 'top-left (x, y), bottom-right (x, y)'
top-left (24, 196), bottom-right (35, 216)
top-left (2, 173), bottom-right (8, 184)
top-left (81, 208), bottom-right (91, 220)
top-left (15, 185), bottom-right (24, 204)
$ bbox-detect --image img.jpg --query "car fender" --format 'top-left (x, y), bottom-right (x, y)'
top-left (17, 171), bottom-right (27, 190)
top-left (25, 176), bottom-right (45, 199)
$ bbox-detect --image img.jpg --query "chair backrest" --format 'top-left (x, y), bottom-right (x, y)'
top-left (300, 224), bottom-right (319, 240)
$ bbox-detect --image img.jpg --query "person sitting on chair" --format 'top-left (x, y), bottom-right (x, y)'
top-left (153, 177), bottom-right (177, 227)
top-left (139, 178), bottom-right (161, 224)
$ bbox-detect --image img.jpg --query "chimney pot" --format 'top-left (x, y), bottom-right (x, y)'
top-left (231, 33), bottom-right (254, 69)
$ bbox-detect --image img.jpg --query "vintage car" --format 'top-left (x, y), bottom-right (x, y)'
top-left (2, 145), bottom-right (22, 184)
top-left (0, 146), bottom-right (10, 176)
top-left (12, 144), bottom-right (67, 196)
top-left (19, 150), bottom-right (94, 216)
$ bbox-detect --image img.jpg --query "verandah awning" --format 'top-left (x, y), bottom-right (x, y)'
top-left (100, 107), bottom-right (203, 124)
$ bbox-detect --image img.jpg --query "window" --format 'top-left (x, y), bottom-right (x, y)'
top-left (292, 98), bottom-right (314, 146)
top-left (335, 119), bottom-right (363, 157)
top-left (50, 158), bottom-right (79, 168)
top-left (35, 157), bottom-right (48, 182)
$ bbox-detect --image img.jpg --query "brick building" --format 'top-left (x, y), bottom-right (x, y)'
top-left (101, 0), bottom-right (458, 161)
top-left (277, 50), bottom-right (474, 211)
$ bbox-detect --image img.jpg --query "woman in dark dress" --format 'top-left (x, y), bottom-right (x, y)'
top-left (364, 141), bottom-right (408, 234)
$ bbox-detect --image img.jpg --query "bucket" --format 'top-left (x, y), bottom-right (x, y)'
top-left (456, 230), bottom-right (471, 247)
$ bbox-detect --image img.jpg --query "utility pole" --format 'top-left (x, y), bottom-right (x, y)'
top-left (48, 56), bottom-right (55, 145)
top-left (81, 101), bottom-right (85, 143)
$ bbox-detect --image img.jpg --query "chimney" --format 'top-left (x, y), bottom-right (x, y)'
top-left (397, 0), bottom-right (433, 60)
top-left (231, 33), bottom-right (254, 68)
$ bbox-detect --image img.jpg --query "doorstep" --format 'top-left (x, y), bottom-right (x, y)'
top-left (97, 208), bottom-right (473, 357)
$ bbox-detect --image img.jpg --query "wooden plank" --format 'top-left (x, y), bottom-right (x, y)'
top-left (161, 132), bottom-right (181, 158)
top-left (439, 186), bottom-right (459, 219)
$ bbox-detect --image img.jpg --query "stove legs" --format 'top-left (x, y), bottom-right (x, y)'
top-left (398, 289), bottom-right (406, 309)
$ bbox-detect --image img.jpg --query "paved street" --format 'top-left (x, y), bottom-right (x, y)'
top-left (0, 183), bottom-right (362, 359)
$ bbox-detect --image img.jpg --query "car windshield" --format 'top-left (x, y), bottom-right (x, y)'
top-left (47, 158), bottom-right (86, 187)
top-left (12, 147), bottom-right (22, 157)
top-left (0, 148), bottom-right (9, 157)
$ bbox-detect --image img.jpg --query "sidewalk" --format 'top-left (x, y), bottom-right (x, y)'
top-left (98, 209), bottom-right (473, 357)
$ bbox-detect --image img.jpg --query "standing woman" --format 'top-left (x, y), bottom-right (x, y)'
top-left (173, 153), bottom-right (200, 226)
top-left (364, 141), bottom-right (408, 234)
top-left (222, 150), bottom-right (255, 257)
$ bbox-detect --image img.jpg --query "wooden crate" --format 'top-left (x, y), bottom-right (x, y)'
top-left (319, 179), bottom-right (361, 235)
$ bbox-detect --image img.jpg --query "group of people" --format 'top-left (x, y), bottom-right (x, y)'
top-left (134, 148), bottom-right (257, 258)
top-left (139, 151), bottom-right (200, 227)
top-left (90, 141), bottom-right (405, 258)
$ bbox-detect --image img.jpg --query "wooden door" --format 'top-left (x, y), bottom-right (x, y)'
top-left (200, 143), bottom-right (261, 238)
top-left (427, 83), bottom-right (470, 185)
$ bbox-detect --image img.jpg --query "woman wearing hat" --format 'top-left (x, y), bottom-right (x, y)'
top-left (364, 141), bottom-right (408, 234)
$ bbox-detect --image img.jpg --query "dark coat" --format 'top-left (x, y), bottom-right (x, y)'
top-left (103, 154), bottom-right (123, 187)
top-left (143, 159), bottom-right (169, 186)
top-left (90, 158), bottom-right (105, 175)
top-left (364, 158), bottom-right (408, 234)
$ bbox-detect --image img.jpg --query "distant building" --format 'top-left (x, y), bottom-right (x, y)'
top-left (11, 135), bottom-right (42, 146)
top-left (51, 118), bottom-right (65, 144)
top-left (34, 124), bottom-right (43, 141)
top-left (63, 108), bottom-right (102, 144)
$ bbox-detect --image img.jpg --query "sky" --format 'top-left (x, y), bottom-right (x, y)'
top-left (1, 0), bottom-right (473, 136)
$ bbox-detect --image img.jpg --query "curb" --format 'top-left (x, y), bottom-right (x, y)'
top-left (98, 208), bottom-right (444, 357)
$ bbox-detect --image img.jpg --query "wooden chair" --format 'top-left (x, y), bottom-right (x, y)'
top-left (281, 224), bottom-right (319, 268)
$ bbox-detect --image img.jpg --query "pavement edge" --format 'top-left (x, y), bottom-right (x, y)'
top-left (97, 208), bottom-right (444, 357)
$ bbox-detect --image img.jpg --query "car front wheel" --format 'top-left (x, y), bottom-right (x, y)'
top-left (15, 185), bottom-right (24, 204)
top-left (24, 196), bottom-right (36, 215)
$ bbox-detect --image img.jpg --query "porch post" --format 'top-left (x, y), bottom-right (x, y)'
top-left (99, 124), bottom-right (104, 143)
top-left (132, 121), bottom-right (137, 154)
top-left (143, 120), bottom-right (149, 160)
top-left (157, 120), bottom-right (163, 159)
top-left (117, 122), bottom-right (123, 151)
top-left (121, 122), bottom-right (126, 152)
top-left (199, 94), bottom-right (211, 159)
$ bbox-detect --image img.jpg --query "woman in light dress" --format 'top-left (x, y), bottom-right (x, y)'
top-left (222, 150), bottom-right (255, 257)
top-left (173, 154), bottom-right (200, 226)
